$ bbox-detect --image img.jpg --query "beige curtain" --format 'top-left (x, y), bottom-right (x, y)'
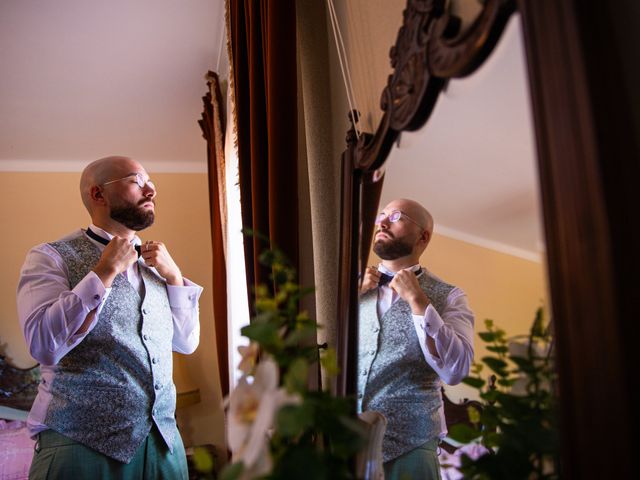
top-left (296, 0), bottom-right (343, 392)
top-left (199, 71), bottom-right (229, 396)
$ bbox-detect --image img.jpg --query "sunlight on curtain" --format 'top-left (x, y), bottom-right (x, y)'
top-left (224, 91), bottom-right (250, 390)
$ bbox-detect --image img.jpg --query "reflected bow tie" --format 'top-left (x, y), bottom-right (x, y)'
top-left (378, 269), bottom-right (421, 287)
top-left (86, 227), bottom-right (142, 258)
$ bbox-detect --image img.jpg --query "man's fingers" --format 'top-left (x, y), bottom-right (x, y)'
top-left (366, 267), bottom-right (381, 279)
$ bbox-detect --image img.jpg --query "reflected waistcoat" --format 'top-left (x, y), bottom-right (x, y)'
top-left (45, 234), bottom-right (177, 463)
top-left (358, 269), bottom-right (454, 462)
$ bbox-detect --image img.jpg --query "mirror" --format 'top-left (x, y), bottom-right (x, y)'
top-left (337, 0), bottom-right (639, 476)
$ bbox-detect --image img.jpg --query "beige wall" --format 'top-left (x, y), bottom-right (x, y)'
top-left (0, 171), bottom-right (225, 450)
top-left (370, 231), bottom-right (549, 401)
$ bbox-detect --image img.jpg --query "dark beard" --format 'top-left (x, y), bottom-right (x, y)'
top-left (110, 202), bottom-right (155, 231)
top-left (373, 235), bottom-right (413, 260)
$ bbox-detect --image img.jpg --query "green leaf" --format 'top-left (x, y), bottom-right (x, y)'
top-left (482, 357), bottom-right (509, 376)
top-left (276, 404), bottom-right (313, 437)
top-left (478, 331), bottom-right (498, 342)
top-left (486, 345), bottom-right (509, 354)
top-left (530, 307), bottom-right (545, 337)
top-left (448, 423), bottom-right (482, 443)
top-left (320, 347), bottom-right (340, 377)
top-left (273, 269), bottom-right (289, 285)
top-left (192, 446), bottom-right (215, 473)
top-left (468, 405), bottom-right (481, 424)
top-left (284, 324), bottom-right (317, 347)
top-left (284, 357), bottom-right (309, 393)
top-left (471, 362), bottom-right (484, 375)
top-left (219, 461), bottom-right (244, 480)
top-left (258, 249), bottom-right (276, 266)
top-left (255, 297), bottom-right (278, 312)
top-left (462, 376), bottom-right (486, 389)
top-left (496, 377), bottom-right (516, 388)
top-left (509, 355), bottom-right (535, 374)
top-left (241, 322), bottom-right (282, 349)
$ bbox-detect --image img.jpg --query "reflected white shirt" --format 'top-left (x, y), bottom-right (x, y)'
top-left (377, 264), bottom-right (475, 436)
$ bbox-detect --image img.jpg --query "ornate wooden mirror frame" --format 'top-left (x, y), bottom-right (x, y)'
top-left (336, 0), bottom-right (639, 478)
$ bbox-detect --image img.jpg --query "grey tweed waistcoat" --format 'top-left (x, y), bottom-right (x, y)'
top-left (358, 269), bottom-right (454, 462)
top-left (45, 233), bottom-right (177, 463)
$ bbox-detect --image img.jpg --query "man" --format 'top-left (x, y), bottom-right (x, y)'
top-left (358, 198), bottom-right (474, 480)
top-left (17, 156), bottom-right (202, 479)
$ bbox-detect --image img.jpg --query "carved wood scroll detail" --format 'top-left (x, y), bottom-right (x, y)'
top-left (354, 0), bottom-right (516, 172)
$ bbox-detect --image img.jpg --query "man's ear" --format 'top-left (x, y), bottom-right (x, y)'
top-left (90, 185), bottom-right (106, 204)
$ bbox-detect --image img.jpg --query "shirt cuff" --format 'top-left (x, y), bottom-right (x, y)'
top-left (72, 271), bottom-right (111, 311)
top-left (167, 278), bottom-right (203, 309)
top-left (412, 304), bottom-right (444, 337)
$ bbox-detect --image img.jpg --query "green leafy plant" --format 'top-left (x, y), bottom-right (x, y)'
top-left (218, 237), bottom-right (366, 480)
top-left (448, 308), bottom-right (559, 479)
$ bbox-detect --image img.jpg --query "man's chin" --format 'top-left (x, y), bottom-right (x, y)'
top-left (110, 209), bottom-right (155, 231)
top-left (133, 215), bottom-right (155, 231)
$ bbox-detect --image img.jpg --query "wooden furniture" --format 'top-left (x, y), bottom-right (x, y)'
top-left (0, 354), bottom-right (39, 412)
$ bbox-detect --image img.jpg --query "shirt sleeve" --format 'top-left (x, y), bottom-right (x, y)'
top-left (411, 287), bottom-right (474, 385)
top-left (17, 244), bottom-right (110, 366)
top-left (166, 278), bottom-right (202, 354)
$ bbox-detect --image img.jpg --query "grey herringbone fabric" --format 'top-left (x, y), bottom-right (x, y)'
top-left (45, 232), bottom-right (177, 463)
top-left (358, 269), bottom-right (454, 462)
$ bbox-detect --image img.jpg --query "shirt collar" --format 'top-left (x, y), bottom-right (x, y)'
top-left (377, 263), bottom-right (421, 276)
top-left (88, 223), bottom-right (142, 246)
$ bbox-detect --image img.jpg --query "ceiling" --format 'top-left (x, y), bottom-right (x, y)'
top-left (0, 0), bottom-right (225, 172)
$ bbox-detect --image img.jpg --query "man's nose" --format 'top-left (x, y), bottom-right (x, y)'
top-left (143, 183), bottom-right (156, 198)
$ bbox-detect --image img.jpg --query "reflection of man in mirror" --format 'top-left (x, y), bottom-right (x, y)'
top-left (359, 198), bottom-right (474, 480)
top-left (17, 156), bottom-right (202, 479)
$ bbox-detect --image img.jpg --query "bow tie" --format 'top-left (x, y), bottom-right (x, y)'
top-left (378, 269), bottom-right (421, 287)
top-left (86, 227), bottom-right (142, 258)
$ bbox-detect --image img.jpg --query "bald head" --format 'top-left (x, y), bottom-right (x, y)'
top-left (80, 156), bottom-right (138, 213)
top-left (384, 198), bottom-right (434, 239)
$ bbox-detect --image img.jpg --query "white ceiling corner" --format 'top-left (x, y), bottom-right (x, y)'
top-left (0, 0), bottom-right (226, 173)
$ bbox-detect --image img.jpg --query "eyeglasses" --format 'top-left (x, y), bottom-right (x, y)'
top-left (375, 210), bottom-right (424, 230)
top-left (101, 173), bottom-right (155, 190)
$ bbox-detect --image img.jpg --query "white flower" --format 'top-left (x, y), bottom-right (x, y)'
top-left (226, 357), bottom-right (301, 477)
top-left (237, 342), bottom-right (259, 374)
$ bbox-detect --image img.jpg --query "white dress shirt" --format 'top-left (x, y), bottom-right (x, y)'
top-left (17, 226), bottom-right (202, 435)
top-left (376, 263), bottom-right (475, 436)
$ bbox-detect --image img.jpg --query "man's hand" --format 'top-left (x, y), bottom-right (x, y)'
top-left (390, 269), bottom-right (430, 314)
top-left (360, 266), bottom-right (382, 294)
top-left (141, 241), bottom-right (183, 286)
top-left (92, 237), bottom-right (138, 287)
